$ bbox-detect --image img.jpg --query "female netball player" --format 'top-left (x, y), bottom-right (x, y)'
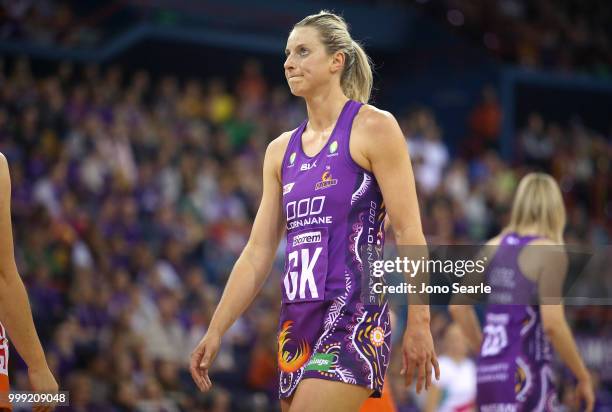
top-left (450, 173), bottom-right (595, 412)
top-left (190, 10), bottom-right (439, 412)
top-left (0, 153), bottom-right (58, 412)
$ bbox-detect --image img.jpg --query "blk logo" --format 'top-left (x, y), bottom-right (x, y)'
top-left (300, 160), bottom-right (317, 171)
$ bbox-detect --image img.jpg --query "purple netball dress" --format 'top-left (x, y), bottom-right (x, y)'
top-left (477, 233), bottom-right (559, 411)
top-left (277, 100), bottom-right (390, 399)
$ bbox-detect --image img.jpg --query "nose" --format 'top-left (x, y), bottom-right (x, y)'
top-left (284, 53), bottom-right (295, 73)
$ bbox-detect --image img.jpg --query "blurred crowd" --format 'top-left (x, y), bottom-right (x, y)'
top-left (402, 99), bottom-right (610, 246)
top-left (0, 55), bottom-right (611, 411)
top-left (0, 1), bottom-right (101, 48)
top-left (1, 56), bottom-right (300, 411)
top-left (419, 0), bottom-right (612, 76)
top-left (4, 0), bottom-right (612, 78)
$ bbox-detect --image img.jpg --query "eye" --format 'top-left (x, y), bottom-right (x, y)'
top-left (299, 47), bottom-right (309, 56)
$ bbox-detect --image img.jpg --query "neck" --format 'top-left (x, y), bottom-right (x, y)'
top-left (304, 88), bottom-right (349, 132)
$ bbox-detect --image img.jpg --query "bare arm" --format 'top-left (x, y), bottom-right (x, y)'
top-left (357, 108), bottom-right (429, 317)
top-left (190, 134), bottom-right (288, 391)
top-left (207, 137), bottom-right (286, 337)
top-left (0, 153), bottom-right (58, 397)
top-left (541, 304), bottom-right (593, 411)
top-left (448, 305), bottom-right (482, 354)
top-left (538, 248), bottom-right (589, 380)
top-left (537, 244), bottom-right (594, 411)
top-left (0, 154), bottom-right (47, 369)
top-left (355, 107), bottom-right (439, 392)
top-left (541, 305), bottom-right (588, 378)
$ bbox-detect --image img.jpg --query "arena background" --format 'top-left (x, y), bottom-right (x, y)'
top-left (0, 0), bottom-right (610, 411)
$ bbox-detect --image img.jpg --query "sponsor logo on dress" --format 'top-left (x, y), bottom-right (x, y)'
top-left (314, 168), bottom-right (338, 191)
top-left (288, 152), bottom-right (297, 167)
top-left (305, 353), bottom-right (334, 372)
top-left (292, 231), bottom-right (322, 247)
top-left (327, 141), bottom-right (339, 157)
top-left (286, 196), bottom-right (332, 230)
top-left (300, 159), bottom-right (317, 171)
top-left (283, 182), bottom-right (295, 196)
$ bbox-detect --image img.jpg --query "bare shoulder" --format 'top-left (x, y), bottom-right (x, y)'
top-left (0, 152), bottom-right (8, 180)
top-left (485, 235), bottom-right (504, 246)
top-left (480, 235), bottom-right (503, 260)
top-left (350, 105), bottom-right (404, 168)
top-left (528, 238), bottom-right (559, 246)
top-left (264, 129), bottom-right (295, 179)
top-left (524, 238), bottom-right (566, 261)
top-left (0, 153), bottom-right (9, 202)
top-left (267, 130), bottom-right (293, 156)
top-left (267, 129), bottom-right (295, 161)
top-left (352, 104), bottom-right (400, 138)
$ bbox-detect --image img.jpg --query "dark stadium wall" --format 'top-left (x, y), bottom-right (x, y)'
top-left (515, 83), bottom-right (612, 138)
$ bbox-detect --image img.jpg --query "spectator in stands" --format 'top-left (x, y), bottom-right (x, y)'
top-left (467, 84), bottom-right (502, 154)
top-left (424, 323), bottom-right (476, 412)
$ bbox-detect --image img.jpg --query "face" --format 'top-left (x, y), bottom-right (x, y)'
top-left (284, 26), bottom-right (344, 97)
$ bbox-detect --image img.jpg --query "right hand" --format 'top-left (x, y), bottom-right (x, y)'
top-left (400, 324), bottom-right (440, 394)
top-left (575, 377), bottom-right (595, 412)
top-left (190, 331), bottom-right (222, 392)
top-left (28, 365), bottom-right (59, 412)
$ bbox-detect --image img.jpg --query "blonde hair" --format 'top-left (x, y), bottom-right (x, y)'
top-left (504, 173), bottom-right (566, 243)
top-left (294, 10), bottom-right (373, 103)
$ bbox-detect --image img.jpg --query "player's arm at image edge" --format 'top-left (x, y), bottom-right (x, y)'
top-left (0, 153), bottom-right (54, 374)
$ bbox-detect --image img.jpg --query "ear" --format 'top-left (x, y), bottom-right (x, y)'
top-left (329, 51), bottom-right (345, 74)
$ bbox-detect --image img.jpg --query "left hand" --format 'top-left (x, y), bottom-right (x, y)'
top-left (28, 365), bottom-right (59, 412)
top-left (400, 325), bottom-right (440, 393)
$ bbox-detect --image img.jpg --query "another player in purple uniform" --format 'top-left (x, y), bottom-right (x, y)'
top-left (190, 10), bottom-right (439, 412)
top-left (451, 173), bottom-right (595, 412)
